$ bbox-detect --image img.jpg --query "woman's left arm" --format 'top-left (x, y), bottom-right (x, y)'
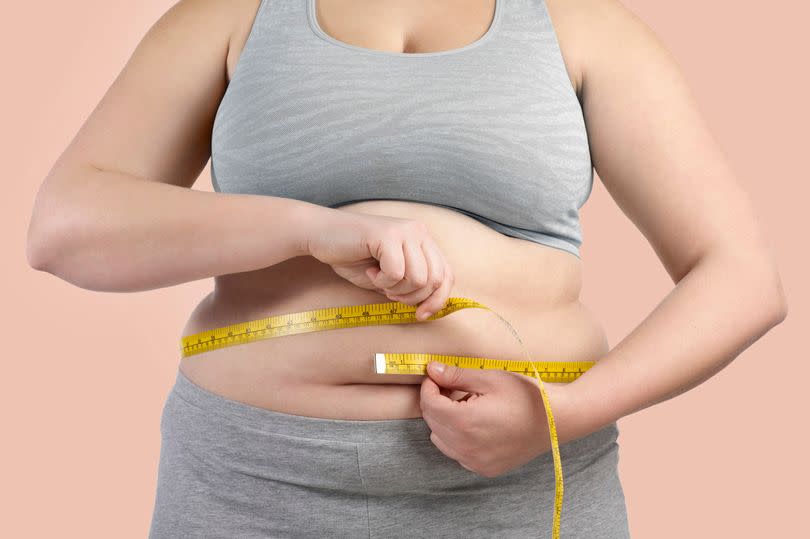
top-left (561, 0), bottom-right (788, 441)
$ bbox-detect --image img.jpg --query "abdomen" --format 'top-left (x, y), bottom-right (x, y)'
top-left (177, 199), bottom-right (608, 420)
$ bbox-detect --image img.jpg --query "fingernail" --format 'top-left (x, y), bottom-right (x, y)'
top-left (430, 361), bottom-right (445, 374)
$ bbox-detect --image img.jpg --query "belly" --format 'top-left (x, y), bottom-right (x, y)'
top-left (177, 200), bottom-right (609, 420)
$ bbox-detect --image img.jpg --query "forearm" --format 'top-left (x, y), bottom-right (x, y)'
top-left (563, 247), bottom-right (788, 440)
top-left (27, 166), bottom-right (325, 292)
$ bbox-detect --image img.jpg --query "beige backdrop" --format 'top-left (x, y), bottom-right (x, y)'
top-left (2, 1), bottom-right (807, 537)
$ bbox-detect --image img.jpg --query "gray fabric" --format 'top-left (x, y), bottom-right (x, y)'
top-left (149, 369), bottom-right (630, 538)
top-left (211, 0), bottom-right (594, 258)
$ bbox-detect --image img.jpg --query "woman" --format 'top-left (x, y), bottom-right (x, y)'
top-left (26, 0), bottom-right (787, 537)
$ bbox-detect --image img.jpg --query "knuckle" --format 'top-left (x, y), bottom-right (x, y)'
top-left (409, 272), bottom-right (428, 287)
top-left (370, 238), bottom-right (385, 260)
top-left (455, 415), bottom-right (474, 436)
top-left (379, 236), bottom-right (395, 251)
top-left (386, 265), bottom-right (405, 281)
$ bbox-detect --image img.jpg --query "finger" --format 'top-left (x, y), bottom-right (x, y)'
top-left (420, 372), bottom-right (470, 428)
top-left (427, 361), bottom-right (496, 395)
top-left (384, 240), bottom-right (428, 296)
top-left (441, 388), bottom-right (472, 401)
top-left (387, 240), bottom-right (444, 316)
top-left (429, 431), bottom-right (467, 464)
top-left (413, 256), bottom-right (453, 321)
top-left (365, 265), bottom-right (380, 283)
top-left (419, 373), bottom-right (443, 409)
top-left (421, 400), bottom-right (465, 449)
top-left (424, 416), bottom-right (475, 472)
top-left (415, 240), bottom-right (449, 318)
top-left (372, 240), bottom-right (406, 290)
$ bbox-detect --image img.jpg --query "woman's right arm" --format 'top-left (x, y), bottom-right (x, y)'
top-left (26, 0), bottom-right (454, 318)
top-left (25, 0), bottom-right (318, 292)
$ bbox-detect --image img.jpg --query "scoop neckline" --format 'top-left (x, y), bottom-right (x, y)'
top-left (306, 0), bottom-right (503, 58)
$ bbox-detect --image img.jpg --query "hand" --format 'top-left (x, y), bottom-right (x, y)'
top-left (305, 208), bottom-right (455, 320)
top-left (419, 361), bottom-right (580, 478)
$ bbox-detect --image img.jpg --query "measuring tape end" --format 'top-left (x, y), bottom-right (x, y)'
top-left (374, 353), bottom-right (386, 374)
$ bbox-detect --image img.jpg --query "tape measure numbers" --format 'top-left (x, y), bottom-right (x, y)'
top-left (375, 352), bottom-right (594, 380)
top-left (180, 296), bottom-right (595, 539)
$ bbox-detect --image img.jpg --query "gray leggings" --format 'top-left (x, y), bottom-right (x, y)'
top-left (149, 369), bottom-right (630, 538)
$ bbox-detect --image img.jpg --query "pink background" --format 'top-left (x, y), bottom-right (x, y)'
top-left (3, 1), bottom-right (807, 536)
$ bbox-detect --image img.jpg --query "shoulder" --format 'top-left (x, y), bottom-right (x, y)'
top-left (150, 0), bottom-right (243, 34)
top-left (224, 0), bottom-right (267, 81)
top-left (151, 0), bottom-right (265, 82)
top-left (543, 0), bottom-right (666, 99)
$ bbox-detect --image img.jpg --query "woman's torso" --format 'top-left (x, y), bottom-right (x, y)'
top-left (178, 0), bottom-right (606, 420)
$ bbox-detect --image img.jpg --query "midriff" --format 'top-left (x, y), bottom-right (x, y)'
top-left (177, 199), bottom-right (608, 420)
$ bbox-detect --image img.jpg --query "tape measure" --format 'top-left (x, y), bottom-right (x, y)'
top-left (180, 296), bottom-right (596, 538)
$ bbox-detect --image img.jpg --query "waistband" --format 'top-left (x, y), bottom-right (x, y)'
top-left (170, 368), bottom-right (619, 452)
top-left (172, 368), bottom-right (433, 443)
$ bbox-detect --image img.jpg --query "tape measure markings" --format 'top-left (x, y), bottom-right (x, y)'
top-left (375, 352), bottom-right (594, 381)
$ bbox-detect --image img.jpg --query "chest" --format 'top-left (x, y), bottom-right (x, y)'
top-left (210, 0), bottom-right (593, 257)
top-left (310, 0), bottom-right (499, 55)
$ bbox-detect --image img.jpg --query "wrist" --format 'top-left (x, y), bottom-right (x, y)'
top-left (286, 200), bottom-right (334, 257)
top-left (545, 382), bottom-right (593, 446)
top-left (560, 377), bottom-right (622, 444)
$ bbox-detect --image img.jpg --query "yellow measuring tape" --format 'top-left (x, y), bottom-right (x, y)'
top-left (180, 296), bottom-right (595, 538)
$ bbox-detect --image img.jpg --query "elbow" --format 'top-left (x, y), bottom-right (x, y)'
top-left (27, 169), bottom-right (73, 273)
top-left (702, 242), bottom-right (788, 328)
top-left (759, 253), bottom-right (788, 327)
top-left (26, 179), bottom-right (77, 276)
top-left (26, 214), bottom-right (60, 273)
top-left (26, 208), bottom-right (114, 292)
top-left (27, 213), bottom-right (150, 293)
top-left (26, 166), bottom-right (131, 292)
top-left (27, 228), bottom-right (119, 292)
top-left (746, 251), bottom-right (789, 328)
top-left (26, 217), bottom-right (80, 286)
top-left (768, 282), bottom-right (788, 326)
top-left (26, 235), bottom-right (47, 272)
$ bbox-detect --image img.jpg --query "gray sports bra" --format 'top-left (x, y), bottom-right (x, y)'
top-left (211, 0), bottom-right (593, 258)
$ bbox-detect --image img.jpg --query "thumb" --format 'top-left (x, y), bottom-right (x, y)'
top-left (427, 361), bottom-right (494, 394)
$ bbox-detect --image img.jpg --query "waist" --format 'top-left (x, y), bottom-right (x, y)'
top-left (176, 201), bottom-right (606, 418)
top-left (177, 275), bottom-right (607, 419)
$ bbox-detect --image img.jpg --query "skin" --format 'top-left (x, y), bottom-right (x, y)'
top-left (26, 0), bottom-right (787, 478)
